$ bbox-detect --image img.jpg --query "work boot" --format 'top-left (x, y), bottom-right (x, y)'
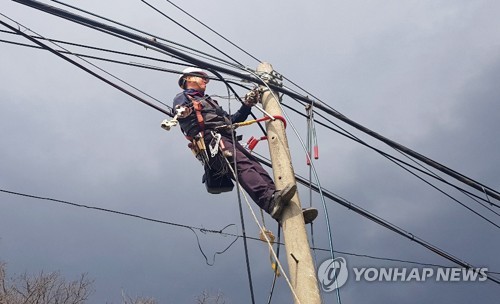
top-left (302, 208), bottom-right (318, 224)
top-left (270, 184), bottom-right (297, 221)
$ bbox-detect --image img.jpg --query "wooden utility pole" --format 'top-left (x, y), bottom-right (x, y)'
top-left (258, 62), bottom-right (321, 304)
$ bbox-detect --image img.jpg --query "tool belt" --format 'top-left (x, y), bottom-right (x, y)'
top-left (188, 131), bottom-right (234, 194)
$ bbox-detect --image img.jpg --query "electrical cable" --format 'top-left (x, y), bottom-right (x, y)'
top-left (0, 29), bottom-right (185, 67)
top-left (13, 0), bottom-right (500, 202)
top-left (139, 0), bottom-right (245, 68)
top-left (248, 67), bottom-right (342, 303)
top-left (284, 95), bottom-right (500, 212)
top-left (282, 101), bottom-right (500, 223)
top-left (207, 68), bottom-right (267, 138)
top-left (0, 188), bottom-right (237, 265)
top-left (49, 0), bottom-right (241, 70)
top-left (214, 70), bottom-right (256, 304)
top-left (250, 153), bottom-right (500, 285)
top-left (47, 3), bottom-right (242, 73)
top-left (224, 162), bottom-right (304, 304)
top-left (161, 0), bottom-right (261, 63)
top-left (0, 35), bottom-right (247, 100)
top-left (0, 16), bottom-right (173, 117)
top-left (278, 101), bottom-right (343, 304)
top-left (0, 18), bottom-right (171, 111)
top-left (191, 223), bottom-right (239, 266)
top-left (2, 187), bottom-right (499, 276)
top-left (305, 104), bottom-right (324, 304)
top-left (7, 0), bottom-right (500, 290)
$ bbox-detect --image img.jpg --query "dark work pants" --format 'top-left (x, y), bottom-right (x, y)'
top-left (208, 133), bottom-right (276, 213)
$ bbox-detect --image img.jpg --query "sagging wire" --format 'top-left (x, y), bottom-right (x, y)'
top-left (212, 70), bottom-right (288, 303)
top-left (4, 186), bottom-right (500, 277)
top-left (0, 35), bottom-right (251, 115)
top-left (139, 0), bottom-right (246, 69)
top-left (249, 152), bottom-right (500, 285)
top-left (1, 15), bottom-right (173, 112)
top-left (16, 0), bottom-right (500, 288)
top-left (161, 0), bottom-right (261, 63)
top-left (246, 67), bottom-right (342, 303)
top-left (280, 102), bottom-right (343, 304)
top-left (224, 158), bottom-right (303, 304)
top-left (284, 98), bottom-right (500, 222)
top-left (8, 17), bottom-right (176, 112)
top-left (307, 106), bottom-right (500, 225)
top-left (49, 0), bottom-right (242, 70)
top-left (0, 188), bottom-right (238, 266)
top-left (14, 0), bottom-right (500, 203)
top-left (192, 224), bottom-right (239, 266)
top-left (0, 29), bottom-right (185, 67)
top-left (278, 74), bottom-right (500, 203)
top-left (0, 14), bottom-right (173, 117)
top-left (207, 68), bottom-right (267, 139)
top-left (213, 69), bottom-right (256, 304)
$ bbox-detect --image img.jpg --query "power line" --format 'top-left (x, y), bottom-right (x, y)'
top-left (49, 0), bottom-right (241, 70)
top-left (0, 33), bottom-right (264, 138)
top-left (281, 101), bottom-right (500, 225)
top-left (11, 26), bottom-right (495, 227)
top-left (15, 0), bottom-right (499, 203)
top-left (251, 153), bottom-right (500, 285)
top-left (161, 0), bottom-right (261, 63)
top-left (0, 36), bottom-right (179, 111)
top-left (0, 29), bottom-right (177, 64)
top-left (0, 34), bottom-right (243, 91)
top-left (4, 26), bottom-right (495, 220)
top-left (2, 187), bottom-right (499, 277)
top-left (0, 189), bottom-right (237, 266)
top-left (7, 0), bottom-right (500, 285)
top-left (310, 106), bottom-right (500, 211)
top-left (139, 0), bottom-right (245, 68)
top-left (0, 16), bottom-right (173, 118)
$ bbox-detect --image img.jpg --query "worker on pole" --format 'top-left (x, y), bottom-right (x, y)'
top-left (170, 67), bottom-right (296, 221)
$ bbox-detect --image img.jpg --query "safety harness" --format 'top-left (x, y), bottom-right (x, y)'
top-left (183, 94), bottom-right (234, 194)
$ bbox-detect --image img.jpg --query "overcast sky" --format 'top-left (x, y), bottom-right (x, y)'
top-left (1, 0), bottom-right (499, 303)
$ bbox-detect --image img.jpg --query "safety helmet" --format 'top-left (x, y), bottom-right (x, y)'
top-left (178, 67), bottom-right (209, 88)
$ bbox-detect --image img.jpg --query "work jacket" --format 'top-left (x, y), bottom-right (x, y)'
top-left (173, 89), bottom-right (252, 138)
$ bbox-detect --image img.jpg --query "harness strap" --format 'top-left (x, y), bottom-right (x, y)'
top-left (192, 99), bottom-right (205, 133)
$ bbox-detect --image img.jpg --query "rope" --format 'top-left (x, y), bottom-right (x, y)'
top-left (248, 68), bottom-right (341, 302)
top-left (266, 225), bottom-right (281, 304)
top-left (224, 158), bottom-right (303, 304)
top-left (220, 72), bottom-right (256, 304)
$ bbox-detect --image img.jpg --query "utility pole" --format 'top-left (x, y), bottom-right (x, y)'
top-left (258, 62), bottom-right (321, 304)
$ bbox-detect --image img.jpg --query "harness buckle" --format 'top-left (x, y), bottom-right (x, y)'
top-left (209, 131), bottom-right (222, 158)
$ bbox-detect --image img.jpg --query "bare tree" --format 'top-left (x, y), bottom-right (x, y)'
top-left (195, 290), bottom-right (226, 304)
top-left (121, 290), bottom-right (157, 304)
top-left (0, 262), bottom-right (93, 304)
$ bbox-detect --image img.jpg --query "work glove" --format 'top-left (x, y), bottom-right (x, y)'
top-left (244, 87), bottom-right (262, 107)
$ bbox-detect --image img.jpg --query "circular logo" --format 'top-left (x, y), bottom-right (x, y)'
top-left (317, 257), bottom-right (348, 292)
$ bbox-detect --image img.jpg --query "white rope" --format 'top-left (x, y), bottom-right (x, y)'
top-left (225, 158), bottom-right (302, 304)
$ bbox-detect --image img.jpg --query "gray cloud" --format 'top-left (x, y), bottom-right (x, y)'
top-left (1, 1), bottom-right (499, 303)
